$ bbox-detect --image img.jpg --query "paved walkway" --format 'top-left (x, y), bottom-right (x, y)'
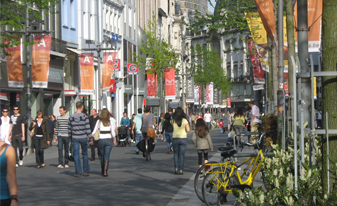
top-left (167, 135), bottom-right (263, 206)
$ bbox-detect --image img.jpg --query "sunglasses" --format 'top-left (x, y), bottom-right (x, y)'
top-left (2, 111), bottom-right (8, 113)
top-left (13, 109), bottom-right (19, 110)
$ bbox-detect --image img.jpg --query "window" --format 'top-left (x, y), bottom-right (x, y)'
top-left (246, 85), bottom-right (252, 95)
top-left (70, 0), bottom-right (75, 28)
top-left (83, 12), bottom-right (88, 39)
top-left (239, 85), bottom-right (244, 95)
top-left (62, 0), bottom-right (68, 26)
top-left (232, 85), bottom-right (237, 96)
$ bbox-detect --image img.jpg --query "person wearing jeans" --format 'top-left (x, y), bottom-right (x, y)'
top-left (161, 113), bottom-right (173, 154)
top-left (132, 108), bottom-right (143, 154)
top-left (55, 106), bottom-right (70, 168)
top-left (10, 105), bottom-right (26, 167)
top-left (171, 107), bottom-right (190, 175)
top-left (68, 101), bottom-right (92, 178)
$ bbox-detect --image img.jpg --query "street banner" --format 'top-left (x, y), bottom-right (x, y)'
top-left (102, 52), bottom-right (117, 92)
top-left (194, 85), bottom-right (201, 105)
top-left (127, 63), bottom-right (138, 75)
top-left (247, 37), bottom-right (265, 85)
top-left (294, 0), bottom-right (322, 52)
top-left (164, 68), bottom-right (176, 99)
top-left (227, 97), bottom-right (232, 108)
top-left (4, 40), bottom-right (23, 88)
top-left (214, 88), bottom-right (219, 106)
top-left (253, 0), bottom-right (276, 42)
top-left (113, 59), bottom-right (120, 71)
top-left (186, 77), bottom-right (194, 103)
top-left (80, 53), bottom-right (95, 94)
top-left (147, 72), bottom-right (157, 98)
top-left (31, 35), bottom-right (51, 88)
top-left (245, 13), bottom-right (269, 72)
top-left (206, 82), bottom-right (214, 105)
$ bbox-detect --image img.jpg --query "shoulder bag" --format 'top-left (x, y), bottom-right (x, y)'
top-left (29, 127), bottom-right (35, 138)
top-left (93, 120), bottom-right (100, 141)
top-left (145, 116), bottom-right (156, 139)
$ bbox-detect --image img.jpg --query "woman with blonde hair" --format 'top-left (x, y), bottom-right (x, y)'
top-left (29, 110), bottom-right (50, 169)
top-left (91, 108), bottom-right (116, 177)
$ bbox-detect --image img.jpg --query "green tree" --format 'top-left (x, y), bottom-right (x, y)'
top-left (0, 0), bottom-right (58, 51)
top-left (191, 45), bottom-right (231, 104)
top-left (134, 14), bottom-right (179, 79)
top-left (322, 0), bottom-right (337, 193)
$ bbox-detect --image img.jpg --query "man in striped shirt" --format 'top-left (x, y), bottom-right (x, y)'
top-left (68, 101), bottom-right (92, 178)
top-left (55, 106), bottom-right (70, 169)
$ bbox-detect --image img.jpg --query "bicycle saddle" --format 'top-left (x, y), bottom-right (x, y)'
top-left (221, 149), bottom-right (237, 158)
top-left (218, 146), bottom-right (234, 151)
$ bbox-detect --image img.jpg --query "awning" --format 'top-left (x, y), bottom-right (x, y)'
top-left (67, 48), bottom-right (81, 55)
top-left (50, 50), bottom-right (67, 58)
top-left (0, 93), bottom-right (8, 101)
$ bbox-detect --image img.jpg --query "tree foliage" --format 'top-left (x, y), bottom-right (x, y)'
top-left (133, 13), bottom-right (179, 77)
top-left (188, 0), bottom-right (256, 43)
top-left (191, 45), bottom-right (231, 93)
top-left (0, 0), bottom-right (58, 52)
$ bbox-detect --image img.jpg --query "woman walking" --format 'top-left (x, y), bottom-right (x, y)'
top-left (192, 119), bottom-right (213, 169)
top-left (233, 109), bottom-right (245, 142)
top-left (172, 107), bottom-right (190, 175)
top-left (0, 131), bottom-right (20, 206)
top-left (161, 113), bottom-right (173, 154)
top-left (29, 110), bottom-right (50, 169)
top-left (91, 108), bottom-right (116, 177)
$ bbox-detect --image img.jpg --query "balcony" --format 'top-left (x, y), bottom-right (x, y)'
top-left (51, 37), bottom-right (67, 54)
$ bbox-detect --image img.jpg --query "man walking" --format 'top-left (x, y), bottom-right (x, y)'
top-left (55, 106), bottom-right (70, 168)
top-left (10, 105), bottom-right (26, 167)
top-left (249, 101), bottom-right (260, 143)
top-left (89, 109), bottom-right (100, 161)
top-left (204, 110), bottom-right (212, 129)
top-left (132, 108), bottom-right (143, 154)
top-left (68, 101), bottom-right (92, 178)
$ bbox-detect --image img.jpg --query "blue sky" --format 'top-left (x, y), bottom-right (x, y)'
top-left (208, 0), bottom-right (216, 14)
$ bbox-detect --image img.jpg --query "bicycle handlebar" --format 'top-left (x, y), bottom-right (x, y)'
top-left (241, 131), bottom-right (275, 148)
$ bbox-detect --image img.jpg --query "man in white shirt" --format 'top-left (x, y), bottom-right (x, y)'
top-left (249, 101), bottom-right (260, 143)
top-left (204, 110), bottom-right (212, 129)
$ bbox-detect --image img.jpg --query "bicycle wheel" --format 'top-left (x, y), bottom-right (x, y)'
top-left (194, 162), bottom-right (218, 203)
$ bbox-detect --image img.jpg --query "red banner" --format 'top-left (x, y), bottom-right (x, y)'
top-left (113, 59), bottom-right (120, 71)
top-left (102, 52), bottom-right (117, 92)
top-left (4, 40), bottom-right (23, 88)
top-left (165, 68), bottom-right (176, 99)
top-left (109, 79), bottom-right (116, 93)
top-left (147, 72), bottom-right (157, 98)
top-left (227, 97), bottom-right (232, 108)
top-left (80, 53), bottom-right (95, 94)
top-left (247, 37), bottom-right (265, 85)
top-left (31, 35), bottom-right (52, 88)
top-left (254, 0), bottom-right (276, 41)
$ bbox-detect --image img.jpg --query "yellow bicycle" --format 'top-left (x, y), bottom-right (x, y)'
top-left (201, 132), bottom-right (272, 206)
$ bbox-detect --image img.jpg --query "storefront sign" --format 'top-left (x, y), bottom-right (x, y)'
top-left (48, 68), bottom-right (63, 84)
top-left (31, 35), bottom-right (52, 88)
top-left (113, 59), bottom-right (120, 71)
top-left (227, 97), bottom-right (232, 108)
top-left (127, 63), bottom-right (138, 75)
top-left (80, 53), bottom-right (95, 94)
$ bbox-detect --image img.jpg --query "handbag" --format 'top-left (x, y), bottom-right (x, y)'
top-left (144, 116), bottom-right (156, 139)
top-left (29, 127), bottom-right (35, 137)
top-left (93, 120), bottom-right (100, 141)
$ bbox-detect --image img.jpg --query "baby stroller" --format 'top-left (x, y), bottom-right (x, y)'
top-left (117, 127), bottom-right (131, 147)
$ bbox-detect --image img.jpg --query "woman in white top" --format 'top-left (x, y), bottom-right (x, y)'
top-left (1, 108), bottom-right (12, 145)
top-left (91, 108), bottom-right (116, 177)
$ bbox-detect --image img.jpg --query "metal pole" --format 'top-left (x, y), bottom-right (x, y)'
top-left (277, 0), bottom-right (285, 150)
top-left (132, 74), bottom-right (134, 114)
top-left (291, 56), bottom-right (298, 191)
top-left (97, 48), bottom-right (101, 111)
top-left (310, 54), bottom-right (315, 166)
top-left (298, 0), bottom-right (310, 125)
top-left (25, 7), bottom-right (32, 153)
top-left (136, 74), bottom-right (139, 110)
top-left (326, 112), bottom-right (330, 192)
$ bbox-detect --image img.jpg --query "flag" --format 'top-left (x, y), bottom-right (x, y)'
top-left (164, 68), bottom-right (175, 99)
top-left (254, 0), bottom-right (276, 41)
top-left (80, 53), bottom-right (95, 94)
top-left (102, 52), bottom-right (117, 92)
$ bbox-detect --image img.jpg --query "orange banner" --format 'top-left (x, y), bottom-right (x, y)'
top-left (5, 40), bottom-right (23, 88)
top-left (254, 0), bottom-right (276, 42)
top-left (294, 0), bottom-right (323, 52)
top-left (80, 53), bottom-right (95, 94)
top-left (165, 68), bottom-right (176, 100)
top-left (31, 35), bottom-right (52, 88)
top-left (102, 52), bottom-right (117, 92)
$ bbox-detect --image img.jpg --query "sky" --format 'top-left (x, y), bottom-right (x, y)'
top-left (208, 0), bottom-right (216, 14)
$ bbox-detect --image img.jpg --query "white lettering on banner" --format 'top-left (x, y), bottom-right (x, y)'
top-left (106, 55), bottom-right (113, 62)
top-left (83, 56), bottom-right (90, 63)
top-left (165, 78), bottom-right (175, 85)
top-left (37, 38), bottom-right (46, 47)
top-left (147, 79), bottom-right (156, 86)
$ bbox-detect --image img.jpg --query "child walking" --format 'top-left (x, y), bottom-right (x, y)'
top-left (192, 119), bottom-right (213, 168)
